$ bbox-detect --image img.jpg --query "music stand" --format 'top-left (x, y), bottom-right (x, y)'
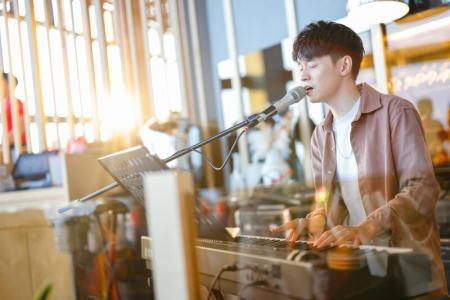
top-left (98, 145), bottom-right (234, 241)
top-left (97, 145), bottom-right (168, 205)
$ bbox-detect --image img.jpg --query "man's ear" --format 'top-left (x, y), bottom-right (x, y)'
top-left (339, 55), bottom-right (353, 77)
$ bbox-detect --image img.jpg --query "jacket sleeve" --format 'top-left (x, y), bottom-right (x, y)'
top-left (309, 128), bottom-right (327, 217)
top-left (362, 101), bottom-right (440, 238)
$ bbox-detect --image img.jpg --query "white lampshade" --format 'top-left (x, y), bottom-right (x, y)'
top-left (347, 0), bottom-right (410, 25)
top-left (336, 15), bottom-right (371, 33)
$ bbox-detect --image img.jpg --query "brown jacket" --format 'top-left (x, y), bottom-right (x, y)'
top-left (310, 83), bottom-right (447, 295)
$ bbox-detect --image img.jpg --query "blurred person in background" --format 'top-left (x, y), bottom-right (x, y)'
top-left (417, 98), bottom-right (448, 165)
top-left (2, 73), bottom-right (26, 155)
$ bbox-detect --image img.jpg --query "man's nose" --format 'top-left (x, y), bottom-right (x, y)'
top-left (300, 70), bottom-right (310, 82)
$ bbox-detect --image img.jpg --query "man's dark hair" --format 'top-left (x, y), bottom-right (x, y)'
top-left (292, 21), bottom-right (365, 79)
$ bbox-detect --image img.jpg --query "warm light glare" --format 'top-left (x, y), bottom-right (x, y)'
top-left (100, 93), bottom-right (137, 137)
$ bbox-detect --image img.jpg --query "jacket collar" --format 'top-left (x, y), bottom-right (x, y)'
top-left (321, 82), bottom-right (382, 132)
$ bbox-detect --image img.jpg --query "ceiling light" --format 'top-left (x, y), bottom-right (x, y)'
top-left (347, 0), bottom-right (410, 25)
top-left (336, 15), bottom-right (371, 33)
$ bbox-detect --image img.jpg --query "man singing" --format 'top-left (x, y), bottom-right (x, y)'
top-left (272, 21), bottom-right (447, 297)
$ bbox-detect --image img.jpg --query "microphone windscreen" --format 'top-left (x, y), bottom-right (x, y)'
top-left (273, 86), bottom-right (306, 113)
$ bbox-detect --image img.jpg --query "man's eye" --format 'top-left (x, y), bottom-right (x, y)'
top-left (308, 64), bottom-right (317, 68)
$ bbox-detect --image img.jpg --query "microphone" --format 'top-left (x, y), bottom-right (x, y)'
top-left (258, 86), bottom-right (306, 121)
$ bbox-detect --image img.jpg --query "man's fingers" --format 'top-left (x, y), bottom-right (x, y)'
top-left (310, 232), bottom-right (321, 242)
top-left (295, 218), bottom-right (307, 234)
top-left (314, 227), bottom-right (346, 248)
top-left (315, 233), bottom-right (336, 248)
top-left (286, 219), bottom-right (307, 241)
top-left (271, 219), bottom-right (299, 233)
top-left (335, 234), bottom-right (353, 246)
top-left (287, 230), bottom-right (298, 242)
top-left (313, 230), bottom-right (333, 247)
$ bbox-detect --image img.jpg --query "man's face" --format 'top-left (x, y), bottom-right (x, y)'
top-left (1, 79), bottom-right (9, 99)
top-left (298, 55), bottom-right (342, 104)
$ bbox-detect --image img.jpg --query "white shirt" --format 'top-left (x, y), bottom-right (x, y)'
top-left (332, 98), bottom-right (366, 226)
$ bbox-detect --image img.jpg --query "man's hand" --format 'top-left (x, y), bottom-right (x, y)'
top-left (313, 218), bottom-right (382, 248)
top-left (313, 225), bottom-right (362, 248)
top-left (271, 214), bottom-right (326, 242)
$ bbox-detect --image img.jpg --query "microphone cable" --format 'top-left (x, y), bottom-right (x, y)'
top-left (237, 279), bottom-right (268, 300)
top-left (191, 127), bottom-right (248, 171)
top-left (206, 263), bottom-right (251, 300)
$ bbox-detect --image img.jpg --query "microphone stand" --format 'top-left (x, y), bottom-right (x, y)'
top-left (59, 113), bottom-right (266, 213)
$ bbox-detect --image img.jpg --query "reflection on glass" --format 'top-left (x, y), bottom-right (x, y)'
top-left (392, 59), bottom-right (450, 165)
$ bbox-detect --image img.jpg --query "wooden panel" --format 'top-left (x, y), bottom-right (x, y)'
top-left (0, 229), bottom-right (33, 300)
top-left (28, 227), bottom-right (74, 300)
top-left (0, 210), bottom-right (75, 300)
